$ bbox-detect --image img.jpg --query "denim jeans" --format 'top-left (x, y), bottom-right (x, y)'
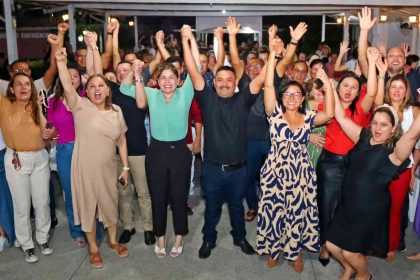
top-left (245, 139), bottom-right (270, 211)
top-left (56, 143), bottom-right (83, 239)
top-left (201, 162), bottom-right (247, 245)
top-left (0, 148), bottom-right (16, 244)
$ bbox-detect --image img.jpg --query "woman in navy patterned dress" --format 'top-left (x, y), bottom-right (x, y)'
top-left (256, 35), bottom-right (334, 272)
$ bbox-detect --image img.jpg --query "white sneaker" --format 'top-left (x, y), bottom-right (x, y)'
top-left (14, 240), bottom-right (20, 248)
top-left (0, 236), bottom-right (7, 252)
top-left (39, 243), bottom-right (53, 255)
top-left (24, 248), bottom-right (38, 263)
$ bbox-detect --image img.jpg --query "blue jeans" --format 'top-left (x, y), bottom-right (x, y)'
top-left (0, 148), bottom-right (16, 244)
top-left (201, 162), bottom-right (247, 245)
top-left (56, 143), bottom-right (83, 239)
top-left (245, 139), bottom-right (270, 211)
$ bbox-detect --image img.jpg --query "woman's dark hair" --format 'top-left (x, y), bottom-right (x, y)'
top-left (86, 74), bottom-right (116, 111)
top-left (369, 106), bottom-right (402, 150)
top-left (407, 54), bottom-right (419, 65)
top-left (53, 66), bottom-right (83, 111)
top-left (336, 71), bottom-right (361, 116)
top-left (6, 73), bottom-right (40, 125)
top-left (278, 80), bottom-right (306, 114)
top-left (310, 59), bottom-right (323, 69)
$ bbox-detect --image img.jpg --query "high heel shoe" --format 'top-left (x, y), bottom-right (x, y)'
top-left (318, 256), bottom-right (330, 267)
top-left (154, 245), bottom-right (166, 258)
top-left (170, 242), bottom-right (184, 257)
top-left (267, 257), bottom-right (279, 268)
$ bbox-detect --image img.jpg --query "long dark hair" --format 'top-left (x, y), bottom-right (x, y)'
top-left (336, 71), bottom-right (361, 116)
top-left (6, 73), bottom-right (40, 125)
top-left (53, 67), bottom-right (83, 111)
top-left (278, 80), bottom-right (306, 114)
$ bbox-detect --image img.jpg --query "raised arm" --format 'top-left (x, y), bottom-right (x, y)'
top-left (181, 25), bottom-right (205, 91)
top-left (84, 32), bottom-right (94, 76)
top-left (112, 19), bottom-right (121, 70)
top-left (148, 49), bottom-right (162, 75)
top-left (358, 6), bottom-right (377, 78)
top-left (264, 38), bottom-right (283, 116)
top-left (101, 21), bottom-right (116, 70)
top-left (391, 114), bottom-right (420, 166)
top-left (213, 27), bottom-right (226, 75)
top-left (55, 48), bottom-right (78, 108)
top-left (335, 40), bottom-right (351, 72)
top-left (133, 60), bottom-right (148, 109)
top-left (156, 31), bottom-right (171, 61)
top-left (189, 30), bottom-right (201, 67)
top-left (333, 86), bottom-right (363, 142)
top-left (226, 17), bottom-right (243, 79)
top-left (314, 70), bottom-right (335, 125)
top-left (361, 47), bottom-right (379, 112)
top-left (374, 55), bottom-right (388, 107)
top-left (276, 22), bottom-right (308, 78)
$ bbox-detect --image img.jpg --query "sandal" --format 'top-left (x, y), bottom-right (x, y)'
top-left (170, 242), bottom-right (184, 257)
top-left (244, 210), bottom-right (257, 222)
top-left (89, 250), bottom-right (104, 268)
top-left (293, 251), bottom-right (304, 273)
top-left (108, 243), bottom-right (129, 258)
top-left (155, 245), bottom-right (166, 258)
top-left (74, 237), bottom-right (86, 248)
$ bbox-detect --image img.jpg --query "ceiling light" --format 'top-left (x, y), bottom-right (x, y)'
top-left (380, 15), bottom-right (387, 22)
top-left (62, 14), bottom-right (69, 21)
top-left (409, 16), bottom-right (417, 23)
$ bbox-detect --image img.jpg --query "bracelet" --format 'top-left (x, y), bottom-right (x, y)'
top-left (90, 46), bottom-right (98, 51)
top-left (378, 75), bottom-right (385, 79)
top-left (122, 166), bottom-right (130, 171)
top-left (135, 76), bottom-right (144, 83)
top-left (290, 41), bottom-right (298, 46)
top-left (107, 32), bottom-right (113, 35)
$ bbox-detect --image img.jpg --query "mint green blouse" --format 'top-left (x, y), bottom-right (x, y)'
top-left (119, 76), bottom-right (194, 141)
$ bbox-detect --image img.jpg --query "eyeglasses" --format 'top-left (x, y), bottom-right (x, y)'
top-left (14, 69), bottom-right (30, 74)
top-left (283, 91), bottom-right (302, 99)
top-left (12, 149), bottom-right (21, 171)
top-left (293, 69), bottom-right (307, 75)
top-left (246, 64), bottom-right (263, 71)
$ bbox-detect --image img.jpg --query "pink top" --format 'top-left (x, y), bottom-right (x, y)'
top-left (47, 89), bottom-right (86, 144)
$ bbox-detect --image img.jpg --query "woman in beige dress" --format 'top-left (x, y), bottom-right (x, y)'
top-left (56, 47), bottom-right (129, 268)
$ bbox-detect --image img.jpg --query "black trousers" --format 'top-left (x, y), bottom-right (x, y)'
top-left (316, 149), bottom-right (347, 244)
top-left (145, 138), bottom-right (192, 237)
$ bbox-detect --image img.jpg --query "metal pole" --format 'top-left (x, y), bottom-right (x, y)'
top-left (343, 12), bottom-right (350, 42)
top-left (321, 15), bottom-right (326, 42)
top-left (68, 4), bottom-right (77, 52)
top-left (4, 0), bottom-right (18, 61)
top-left (134, 16), bottom-right (139, 52)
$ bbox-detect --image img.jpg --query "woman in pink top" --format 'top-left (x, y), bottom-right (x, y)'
top-left (47, 66), bottom-right (86, 247)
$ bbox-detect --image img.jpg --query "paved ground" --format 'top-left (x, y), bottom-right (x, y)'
top-left (0, 159), bottom-right (420, 280)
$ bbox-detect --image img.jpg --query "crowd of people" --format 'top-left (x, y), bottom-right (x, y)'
top-left (1, 6), bottom-right (420, 279)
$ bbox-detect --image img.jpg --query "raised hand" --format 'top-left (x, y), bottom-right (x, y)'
top-left (400, 42), bottom-right (411, 57)
top-left (84, 31), bottom-right (98, 48)
top-left (358, 6), bottom-right (377, 31)
top-left (155, 30), bottom-right (165, 46)
top-left (377, 41), bottom-right (387, 57)
top-left (367, 47), bottom-right (380, 64)
top-left (226, 16), bottom-right (240, 35)
top-left (55, 47), bottom-right (68, 63)
top-left (339, 40), bottom-right (351, 55)
top-left (289, 22), bottom-right (308, 42)
top-left (132, 59), bottom-right (144, 76)
top-left (268, 24), bottom-right (278, 41)
top-left (316, 68), bottom-right (329, 83)
top-left (47, 34), bottom-right (59, 46)
top-left (57, 22), bottom-right (69, 34)
top-left (181, 25), bottom-right (192, 41)
top-left (213, 27), bottom-right (224, 40)
top-left (375, 56), bottom-right (388, 75)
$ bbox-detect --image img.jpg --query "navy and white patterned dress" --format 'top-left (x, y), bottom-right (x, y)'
top-left (256, 103), bottom-right (320, 261)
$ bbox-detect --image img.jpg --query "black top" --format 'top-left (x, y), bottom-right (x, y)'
top-left (110, 81), bottom-right (148, 156)
top-left (246, 71), bottom-right (283, 140)
top-left (327, 129), bottom-right (409, 257)
top-left (195, 75), bottom-right (256, 164)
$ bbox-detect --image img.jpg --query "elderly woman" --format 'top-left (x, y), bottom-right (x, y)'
top-left (0, 73), bottom-right (52, 263)
top-left (56, 47), bottom-right (129, 268)
top-left (326, 100), bottom-right (420, 279)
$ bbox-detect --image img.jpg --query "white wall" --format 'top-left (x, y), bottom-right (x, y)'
top-left (377, 22), bottom-right (420, 55)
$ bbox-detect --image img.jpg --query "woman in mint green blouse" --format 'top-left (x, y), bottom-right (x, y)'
top-left (134, 61), bottom-right (194, 259)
